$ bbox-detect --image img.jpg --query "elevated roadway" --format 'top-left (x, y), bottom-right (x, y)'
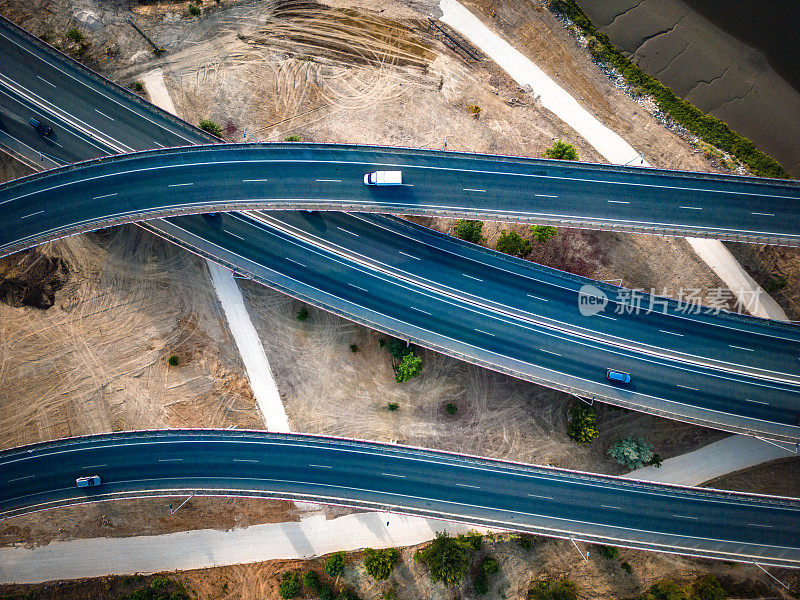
top-left (2, 430), bottom-right (799, 568)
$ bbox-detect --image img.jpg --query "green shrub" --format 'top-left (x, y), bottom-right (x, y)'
top-left (690, 575), bottom-right (726, 600)
top-left (543, 139), bottom-right (578, 160)
top-left (132, 81), bottom-right (144, 92)
top-left (284, 135), bottom-right (302, 142)
top-left (518, 533), bottom-right (540, 550)
top-left (765, 275), bottom-right (788, 293)
top-left (324, 552), bottom-right (346, 577)
top-left (598, 545), bottom-right (620, 560)
top-left (296, 306), bottom-right (310, 321)
top-left (336, 589), bottom-right (361, 600)
top-left (458, 532), bottom-right (483, 550)
top-left (548, 0), bottom-right (788, 178)
top-left (643, 580), bottom-right (688, 600)
top-left (530, 225), bottom-right (558, 243)
top-left (67, 27), bottom-right (86, 44)
top-left (474, 573), bottom-right (489, 595)
top-left (608, 437), bottom-right (654, 470)
top-left (454, 219), bottom-right (484, 243)
top-left (621, 561), bottom-right (632, 574)
top-left (167, 355), bottom-right (179, 367)
top-left (413, 532), bottom-right (470, 586)
top-left (468, 105), bottom-right (481, 118)
top-left (318, 584), bottom-right (334, 600)
top-left (302, 570), bottom-right (320, 590)
top-left (446, 402), bottom-right (458, 415)
top-left (527, 577), bottom-right (578, 600)
top-left (648, 453), bottom-right (663, 468)
top-left (387, 402), bottom-right (399, 412)
top-left (394, 352), bottom-right (422, 383)
top-left (481, 557), bottom-right (499, 575)
top-left (566, 402), bottom-right (598, 444)
top-left (349, 344), bottom-right (359, 353)
top-left (188, 3), bottom-right (201, 16)
top-left (384, 337), bottom-right (412, 361)
top-left (199, 119), bottom-right (222, 136)
top-left (363, 547), bottom-right (399, 581)
top-left (496, 229), bottom-right (532, 257)
top-left (151, 577), bottom-right (169, 589)
top-left (279, 571), bottom-right (301, 599)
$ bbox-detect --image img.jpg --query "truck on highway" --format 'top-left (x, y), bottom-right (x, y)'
top-left (363, 170), bottom-right (402, 186)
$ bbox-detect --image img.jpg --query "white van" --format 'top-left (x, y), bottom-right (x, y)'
top-left (363, 170), bottom-right (402, 186)
top-left (76, 475), bottom-right (101, 488)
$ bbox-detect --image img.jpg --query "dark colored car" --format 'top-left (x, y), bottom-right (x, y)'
top-left (606, 369), bottom-right (631, 384)
top-left (29, 117), bottom-right (53, 136)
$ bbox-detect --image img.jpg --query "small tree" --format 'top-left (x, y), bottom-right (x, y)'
top-left (690, 575), bottom-right (726, 600)
top-left (496, 229), bottom-right (532, 257)
top-left (413, 532), bottom-right (470, 586)
top-left (643, 580), bottom-right (688, 600)
top-left (481, 557), bottom-right (499, 575)
top-left (167, 355), bottom-right (179, 367)
top-left (349, 344), bottom-right (359, 353)
top-left (474, 573), bottom-right (489, 595)
top-left (387, 402), bottom-right (399, 412)
top-left (302, 570), bottom-right (320, 590)
top-left (132, 81), bottom-right (144, 92)
top-left (67, 27), bottom-right (86, 44)
top-left (199, 119), bottom-right (222, 136)
top-left (527, 577), bottom-right (578, 600)
top-left (598, 545), bottom-right (620, 560)
top-left (363, 547), bottom-right (399, 581)
top-left (394, 352), bottom-right (422, 383)
top-left (543, 140), bottom-right (578, 161)
top-left (566, 402), bottom-right (598, 444)
top-left (608, 437), bottom-right (654, 470)
top-left (454, 219), bottom-right (484, 243)
top-left (279, 571), bottom-right (301, 599)
top-left (296, 306), bottom-right (310, 321)
top-left (518, 533), bottom-right (539, 551)
top-left (530, 225), bottom-right (558, 243)
top-left (324, 552), bottom-right (346, 577)
top-left (446, 402), bottom-right (458, 415)
top-left (318, 585), bottom-right (334, 600)
top-left (188, 3), bottom-right (201, 16)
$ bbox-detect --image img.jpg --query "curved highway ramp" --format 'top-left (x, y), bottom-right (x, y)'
top-left (2, 430), bottom-right (799, 568)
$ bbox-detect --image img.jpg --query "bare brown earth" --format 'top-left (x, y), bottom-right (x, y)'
top-left (0, 0), bottom-right (791, 569)
top-left (705, 456), bottom-right (800, 499)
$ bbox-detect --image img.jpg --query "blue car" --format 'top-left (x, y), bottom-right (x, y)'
top-left (606, 369), bottom-right (631, 384)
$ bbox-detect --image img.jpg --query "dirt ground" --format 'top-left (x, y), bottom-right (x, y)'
top-left (0, 0), bottom-right (796, 576)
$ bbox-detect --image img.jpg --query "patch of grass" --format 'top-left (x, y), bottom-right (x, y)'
top-left (285, 135), bottom-right (302, 142)
top-left (621, 561), bottom-right (632, 574)
top-left (527, 577), bottom-right (578, 600)
top-left (199, 119), bottom-right (222, 137)
top-left (296, 306), bottom-right (310, 321)
top-left (167, 355), bottom-right (179, 367)
top-left (67, 27), bottom-right (86, 44)
top-left (188, 3), bottom-right (201, 16)
top-left (548, 0), bottom-right (789, 178)
top-left (598, 545), bottom-right (620, 560)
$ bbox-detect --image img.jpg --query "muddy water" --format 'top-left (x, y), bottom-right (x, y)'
top-left (577, 0), bottom-right (800, 177)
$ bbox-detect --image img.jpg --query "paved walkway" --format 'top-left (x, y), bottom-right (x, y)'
top-left (624, 435), bottom-right (795, 486)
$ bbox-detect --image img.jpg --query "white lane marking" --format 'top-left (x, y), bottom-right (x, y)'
top-left (527, 493), bottom-right (553, 500)
top-left (751, 212), bottom-right (775, 217)
top-left (728, 345), bottom-right (753, 352)
top-left (285, 257), bottom-right (306, 268)
top-left (526, 294), bottom-right (548, 302)
top-left (540, 348), bottom-right (561, 357)
top-left (535, 194), bottom-right (558, 198)
top-left (168, 182), bottom-right (194, 187)
top-left (607, 200), bottom-right (629, 204)
top-left (243, 178), bottom-right (270, 182)
top-left (659, 329), bottom-right (684, 337)
top-left (679, 206), bottom-right (703, 211)
top-left (93, 192), bottom-right (118, 200)
top-left (20, 210), bottom-right (44, 219)
top-left (676, 384), bottom-right (699, 391)
top-left (337, 227), bottom-right (358, 236)
top-left (157, 458), bottom-right (183, 462)
top-left (410, 306), bottom-right (432, 316)
top-left (398, 251), bottom-right (420, 260)
top-left (456, 483), bottom-right (480, 489)
top-left (309, 464), bottom-right (332, 469)
top-left (36, 75), bottom-right (56, 87)
top-left (81, 464), bottom-right (107, 469)
top-left (474, 328), bottom-right (495, 336)
top-left (382, 473), bottom-right (406, 478)
top-left (743, 398), bottom-right (769, 405)
top-left (601, 504), bottom-right (621, 510)
top-left (222, 230), bottom-right (245, 241)
top-left (232, 458), bottom-right (259, 463)
top-left (153, 141), bottom-right (165, 148)
top-left (316, 179), bottom-right (341, 183)
top-left (95, 109), bottom-right (115, 122)
top-left (348, 283), bottom-right (368, 292)
top-left (463, 273), bottom-right (482, 282)
top-left (7, 475), bottom-right (35, 482)
top-left (747, 523), bottom-right (774, 528)
top-left (672, 514), bottom-right (698, 520)
top-left (597, 314), bottom-right (616, 321)
top-left (463, 188), bottom-right (485, 193)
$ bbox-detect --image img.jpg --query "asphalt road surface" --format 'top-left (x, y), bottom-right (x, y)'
top-left (2, 431), bottom-right (799, 567)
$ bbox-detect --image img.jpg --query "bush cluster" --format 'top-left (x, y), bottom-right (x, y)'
top-left (121, 577), bottom-right (191, 600)
top-left (394, 353), bottom-right (422, 383)
top-left (188, 3), bottom-right (201, 16)
top-left (608, 437), bottom-right (653, 469)
top-left (413, 532), bottom-right (472, 586)
top-left (543, 139), bottom-right (578, 161)
top-left (279, 571), bottom-right (301, 599)
top-left (566, 402), bottom-right (598, 444)
top-left (363, 547), bottom-right (399, 581)
top-left (643, 576), bottom-right (726, 600)
top-left (454, 219), bottom-right (484, 244)
top-left (548, 0), bottom-right (788, 178)
top-left (199, 118), bottom-right (222, 137)
top-left (527, 577), bottom-right (578, 600)
top-left (496, 229), bottom-right (532, 257)
top-left (530, 225), bottom-right (558, 243)
top-left (325, 552), bottom-right (346, 577)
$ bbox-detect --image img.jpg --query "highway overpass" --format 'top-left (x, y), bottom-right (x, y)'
top-left (2, 430), bottom-right (799, 568)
